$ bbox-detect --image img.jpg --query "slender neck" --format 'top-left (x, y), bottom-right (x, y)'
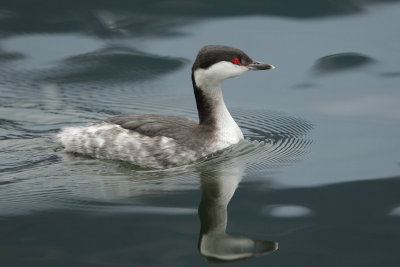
top-left (191, 69), bottom-right (244, 144)
top-left (191, 72), bottom-right (230, 127)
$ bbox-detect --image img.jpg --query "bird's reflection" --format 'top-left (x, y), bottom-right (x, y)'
top-left (197, 159), bottom-right (278, 263)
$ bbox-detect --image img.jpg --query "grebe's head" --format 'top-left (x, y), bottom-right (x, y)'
top-left (192, 45), bottom-right (274, 89)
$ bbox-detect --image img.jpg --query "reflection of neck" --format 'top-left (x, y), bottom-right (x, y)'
top-left (198, 167), bottom-right (241, 235)
top-left (197, 159), bottom-right (278, 263)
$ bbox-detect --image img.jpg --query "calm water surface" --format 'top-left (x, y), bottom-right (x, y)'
top-left (1, 0), bottom-right (400, 266)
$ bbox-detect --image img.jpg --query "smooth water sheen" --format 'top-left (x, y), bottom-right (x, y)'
top-left (1, 0), bottom-right (400, 266)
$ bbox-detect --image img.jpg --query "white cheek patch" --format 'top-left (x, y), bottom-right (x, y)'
top-left (194, 61), bottom-right (248, 89)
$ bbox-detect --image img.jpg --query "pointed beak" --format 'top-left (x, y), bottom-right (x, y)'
top-left (248, 61), bottom-right (275, 70)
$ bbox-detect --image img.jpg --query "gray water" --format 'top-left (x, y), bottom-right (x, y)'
top-left (1, 0), bottom-right (400, 266)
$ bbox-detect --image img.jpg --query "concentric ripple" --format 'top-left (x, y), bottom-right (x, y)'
top-left (0, 46), bottom-right (313, 214)
top-left (190, 108), bottom-right (314, 173)
top-left (1, 100), bottom-right (313, 215)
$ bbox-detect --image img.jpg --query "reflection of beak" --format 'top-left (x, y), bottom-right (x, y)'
top-left (199, 234), bottom-right (278, 264)
top-left (248, 61), bottom-right (275, 70)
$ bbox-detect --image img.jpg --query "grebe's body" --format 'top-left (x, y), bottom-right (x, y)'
top-left (57, 45), bottom-right (274, 168)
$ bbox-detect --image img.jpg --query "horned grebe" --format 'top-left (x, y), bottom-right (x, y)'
top-left (57, 45), bottom-right (274, 168)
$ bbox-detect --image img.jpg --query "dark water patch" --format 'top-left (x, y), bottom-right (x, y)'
top-left (0, 47), bottom-right (25, 63)
top-left (39, 46), bottom-right (187, 84)
top-left (1, 177), bottom-right (398, 266)
top-left (379, 71), bottom-right (400, 78)
top-left (0, 246), bottom-right (63, 263)
top-left (234, 176), bottom-right (400, 266)
top-left (0, 207), bottom-right (200, 266)
top-left (312, 52), bottom-right (376, 74)
top-left (259, 175), bottom-right (400, 218)
top-left (0, 0), bottom-right (398, 41)
top-left (293, 82), bottom-right (319, 89)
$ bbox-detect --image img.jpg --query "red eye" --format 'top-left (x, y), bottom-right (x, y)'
top-left (232, 58), bottom-right (240, 64)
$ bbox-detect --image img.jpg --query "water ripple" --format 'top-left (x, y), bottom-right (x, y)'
top-left (0, 154), bottom-right (60, 176)
top-left (39, 46), bottom-right (187, 84)
top-left (312, 52), bottom-right (376, 74)
top-left (0, 81), bottom-right (313, 214)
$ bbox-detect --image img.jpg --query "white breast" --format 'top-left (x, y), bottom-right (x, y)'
top-left (213, 103), bottom-right (244, 149)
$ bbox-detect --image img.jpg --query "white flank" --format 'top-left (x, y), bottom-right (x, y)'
top-left (56, 122), bottom-right (197, 168)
